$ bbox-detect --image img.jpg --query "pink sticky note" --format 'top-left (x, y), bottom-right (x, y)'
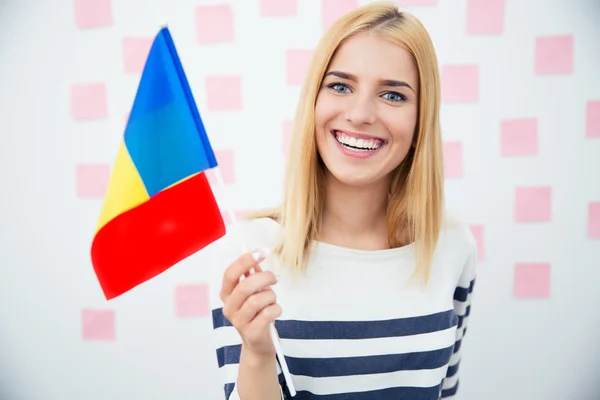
top-left (514, 262), bottom-right (551, 298)
top-left (465, 0), bottom-right (505, 35)
top-left (514, 186), bottom-right (551, 222)
top-left (500, 118), bottom-right (538, 156)
top-left (282, 120), bottom-right (294, 153)
top-left (470, 225), bottom-right (484, 260)
top-left (175, 284), bottom-right (209, 317)
top-left (286, 49), bottom-right (313, 86)
top-left (71, 82), bottom-right (108, 120)
top-left (535, 34), bottom-right (574, 75)
top-left (206, 76), bottom-right (242, 111)
top-left (322, 0), bottom-right (359, 32)
top-left (221, 212), bottom-right (232, 225)
top-left (76, 164), bottom-right (110, 199)
top-left (586, 100), bottom-right (600, 138)
top-left (261, 0), bottom-right (298, 16)
top-left (196, 5), bottom-right (234, 44)
top-left (74, 0), bottom-right (113, 28)
top-left (443, 141), bottom-right (463, 178)
top-left (221, 210), bottom-right (251, 226)
top-left (397, 0), bottom-right (437, 5)
top-left (441, 65), bottom-right (479, 103)
top-left (588, 202), bottom-right (600, 239)
top-left (206, 150), bottom-right (235, 185)
top-left (82, 309), bottom-right (115, 340)
top-left (122, 37), bottom-right (153, 74)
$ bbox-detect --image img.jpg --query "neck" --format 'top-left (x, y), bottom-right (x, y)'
top-left (319, 171), bottom-right (391, 250)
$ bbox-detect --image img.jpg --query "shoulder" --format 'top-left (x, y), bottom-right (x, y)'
top-left (435, 214), bottom-right (478, 281)
top-left (438, 215), bottom-right (477, 257)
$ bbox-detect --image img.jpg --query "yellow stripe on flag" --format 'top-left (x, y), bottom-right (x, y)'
top-left (96, 141), bottom-right (149, 233)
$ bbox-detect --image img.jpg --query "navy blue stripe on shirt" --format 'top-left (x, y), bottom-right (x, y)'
top-left (290, 385), bottom-right (442, 400)
top-left (441, 380), bottom-right (459, 398)
top-left (274, 310), bottom-right (458, 340)
top-left (213, 309), bottom-right (458, 339)
top-left (446, 361), bottom-right (459, 378)
top-left (453, 279), bottom-right (476, 302)
top-left (216, 344), bottom-right (241, 368)
top-left (285, 345), bottom-right (455, 377)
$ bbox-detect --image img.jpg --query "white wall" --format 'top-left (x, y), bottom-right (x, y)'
top-left (0, 0), bottom-right (599, 399)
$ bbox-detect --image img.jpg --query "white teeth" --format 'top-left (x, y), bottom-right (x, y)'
top-left (334, 131), bottom-right (383, 151)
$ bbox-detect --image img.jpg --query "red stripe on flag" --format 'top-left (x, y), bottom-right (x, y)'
top-left (91, 171), bottom-right (225, 300)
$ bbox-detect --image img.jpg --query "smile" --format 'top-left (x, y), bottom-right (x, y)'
top-left (331, 130), bottom-right (386, 152)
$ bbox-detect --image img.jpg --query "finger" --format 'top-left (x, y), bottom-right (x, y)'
top-left (225, 271), bottom-right (277, 315)
top-left (234, 289), bottom-right (277, 326)
top-left (247, 303), bottom-right (282, 331)
top-left (220, 249), bottom-right (268, 301)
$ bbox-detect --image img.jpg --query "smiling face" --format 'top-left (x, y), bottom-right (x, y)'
top-left (314, 30), bottom-right (420, 188)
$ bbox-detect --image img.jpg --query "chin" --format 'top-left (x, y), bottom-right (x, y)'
top-left (324, 165), bottom-right (386, 188)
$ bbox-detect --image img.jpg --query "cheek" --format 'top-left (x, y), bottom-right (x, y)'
top-left (314, 94), bottom-right (340, 131)
top-left (383, 108), bottom-right (418, 144)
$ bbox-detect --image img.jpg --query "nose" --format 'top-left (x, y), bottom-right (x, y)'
top-left (345, 93), bottom-right (376, 126)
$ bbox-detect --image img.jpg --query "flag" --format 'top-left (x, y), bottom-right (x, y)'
top-left (91, 26), bottom-right (226, 300)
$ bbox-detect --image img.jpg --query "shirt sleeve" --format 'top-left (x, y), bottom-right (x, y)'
top-left (207, 234), bottom-right (286, 400)
top-left (440, 233), bottom-right (478, 398)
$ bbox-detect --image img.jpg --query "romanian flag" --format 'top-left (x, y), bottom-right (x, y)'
top-left (91, 26), bottom-right (226, 300)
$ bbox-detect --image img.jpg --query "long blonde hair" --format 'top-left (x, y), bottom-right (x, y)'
top-left (248, 1), bottom-right (444, 284)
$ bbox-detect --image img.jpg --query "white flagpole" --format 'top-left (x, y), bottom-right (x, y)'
top-left (212, 166), bottom-right (296, 397)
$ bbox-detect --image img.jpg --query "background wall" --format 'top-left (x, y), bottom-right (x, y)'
top-left (1, 0), bottom-right (599, 399)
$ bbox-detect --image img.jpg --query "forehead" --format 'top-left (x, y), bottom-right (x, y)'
top-left (326, 31), bottom-right (418, 90)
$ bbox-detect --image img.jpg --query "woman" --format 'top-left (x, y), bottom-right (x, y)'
top-left (209, 2), bottom-right (477, 399)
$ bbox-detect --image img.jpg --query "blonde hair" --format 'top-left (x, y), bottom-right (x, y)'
top-left (248, 1), bottom-right (444, 284)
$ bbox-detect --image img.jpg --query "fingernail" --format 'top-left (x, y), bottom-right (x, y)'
top-left (251, 247), bottom-right (270, 262)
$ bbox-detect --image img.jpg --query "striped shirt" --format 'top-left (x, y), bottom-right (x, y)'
top-left (208, 217), bottom-right (477, 400)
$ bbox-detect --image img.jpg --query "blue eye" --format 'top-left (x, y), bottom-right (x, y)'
top-left (382, 92), bottom-right (406, 102)
top-left (328, 83), bottom-right (351, 93)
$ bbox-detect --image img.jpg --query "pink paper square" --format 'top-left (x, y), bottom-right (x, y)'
top-left (514, 186), bottom-right (552, 222)
top-left (513, 262), bottom-right (551, 298)
top-left (500, 118), bottom-right (538, 156)
top-left (196, 5), bottom-right (234, 44)
top-left (70, 82), bottom-right (108, 120)
top-left (74, 0), bottom-right (113, 28)
top-left (441, 65), bottom-right (479, 103)
top-left (443, 141), bottom-right (463, 178)
top-left (260, 0), bottom-right (298, 16)
top-left (465, 0), bottom-right (505, 34)
top-left (286, 49), bottom-right (313, 86)
top-left (221, 210), bottom-right (251, 225)
top-left (470, 225), bottom-right (484, 260)
top-left (282, 120), bottom-right (294, 153)
top-left (206, 150), bottom-right (235, 185)
top-left (322, 0), bottom-right (359, 32)
top-left (205, 76), bottom-right (242, 111)
top-left (175, 284), bottom-right (209, 317)
top-left (221, 212), bottom-right (232, 225)
top-left (122, 37), bottom-right (153, 74)
top-left (397, 0), bottom-right (437, 5)
top-left (588, 202), bottom-right (600, 239)
top-left (535, 34), bottom-right (574, 75)
top-left (586, 100), bottom-right (600, 138)
top-left (76, 164), bottom-right (110, 199)
top-left (82, 309), bottom-right (115, 340)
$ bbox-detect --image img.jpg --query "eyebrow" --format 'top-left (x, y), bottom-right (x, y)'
top-left (324, 70), bottom-right (415, 92)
